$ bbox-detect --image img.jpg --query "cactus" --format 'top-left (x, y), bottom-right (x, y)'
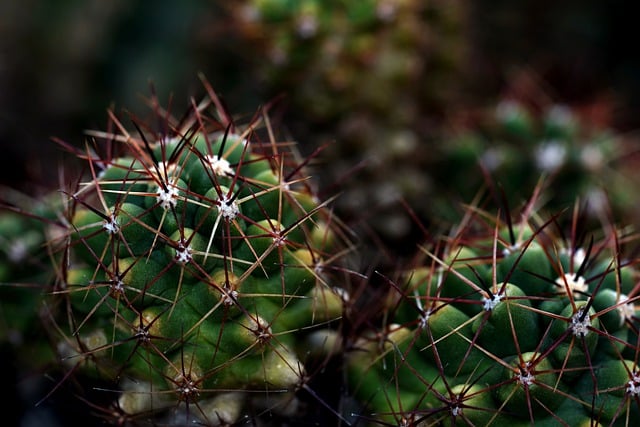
top-left (0, 188), bottom-right (63, 353)
top-left (227, 0), bottom-right (468, 253)
top-left (430, 97), bottom-right (636, 227)
top-left (2, 7), bottom-right (640, 422)
top-left (346, 188), bottom-right (640, 425)
top-left (231, 0), bottom-right (465, 122)
top-left (36, 79), bottom-right (351, 425)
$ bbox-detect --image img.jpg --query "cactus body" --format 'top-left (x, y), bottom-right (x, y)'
top-left (46, 88), bottom-right (348, 425)
top-left (347, 200), bottom-right (640, 425)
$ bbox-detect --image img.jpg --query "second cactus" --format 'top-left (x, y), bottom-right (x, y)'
top-left (347, 193), bottom-right (640, 425)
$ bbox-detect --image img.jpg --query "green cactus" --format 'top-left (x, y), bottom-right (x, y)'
top-left (431, 98), bottom-right (635, 227)
top-left (227, 0), bottom-right (467, 252)
top-left (231, 0), bottom-right (464, 121)
top-left (0, 188), bottom-right (62, 354)
top-left (42, 82), bottom-right (350, 425)
top-left (346, 190), bottom-right (640, 425)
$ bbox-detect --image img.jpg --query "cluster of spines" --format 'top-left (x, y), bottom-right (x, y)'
top-left (45, 85), bottom-right (351, 425)
top-left (345, 195), bottom-right (640, 426)
top-left (2, 69), bottom-right (639, 426)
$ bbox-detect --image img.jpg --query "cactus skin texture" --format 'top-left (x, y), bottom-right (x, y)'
top-left (346, 191), bottom-right (640, 426)
top-left (46, 82), bottom-right (349, 425)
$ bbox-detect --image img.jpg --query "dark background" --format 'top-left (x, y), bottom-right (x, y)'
top-left (1, 0), bottom-right (639, 193)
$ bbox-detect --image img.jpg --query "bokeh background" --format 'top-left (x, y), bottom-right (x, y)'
top-left (2, 0), bottom-right (639, 190)
top-left (2, 1), bottom-right (640, 425)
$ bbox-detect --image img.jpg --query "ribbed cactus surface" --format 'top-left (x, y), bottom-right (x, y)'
top-left (47, 87), bottom-right (348, 425)
top-left (346, 196), bottom-right (640, 425)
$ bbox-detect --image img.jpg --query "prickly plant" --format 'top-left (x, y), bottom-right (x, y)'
top-left (231, 0), bottom-right (464, 122)
top-left (431, 97), bottom-right (637, 226)
top-left (0, 187), bottom-right (70, 425)
top-left (0, 187), bottom-right (62, 352)
top-left (228, 0), bottom-right (468, 252)
top-left (39, 79), bottom-right (352, 425)
top-left (346, 189), bottom-right (640, 425)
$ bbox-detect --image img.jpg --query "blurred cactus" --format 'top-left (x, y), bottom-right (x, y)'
top-left (227, 0), bottom-right (469, 253)
top-left (428, 96), bottom-right (639, 229)
top-left (30, 79), bottom-right (352, 425)
top-left (231, 0), bottom-right (465, 122)
top-left (346, 190), bottom-right (640, 425)
top-left (0, 189), bottom-right (68, 426)
top-left (0, 188), bottom-right (62, 350)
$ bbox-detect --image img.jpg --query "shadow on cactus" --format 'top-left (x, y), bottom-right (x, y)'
top-left (345, 185), bottom-right (640, 426)
top-left (37, 76), bottom-right (355, 425)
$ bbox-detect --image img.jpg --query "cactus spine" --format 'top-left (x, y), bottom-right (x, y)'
top-left (346, 192), bottom-right (640, 425)
top-left (44, 82), bottom-right (349, 425)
